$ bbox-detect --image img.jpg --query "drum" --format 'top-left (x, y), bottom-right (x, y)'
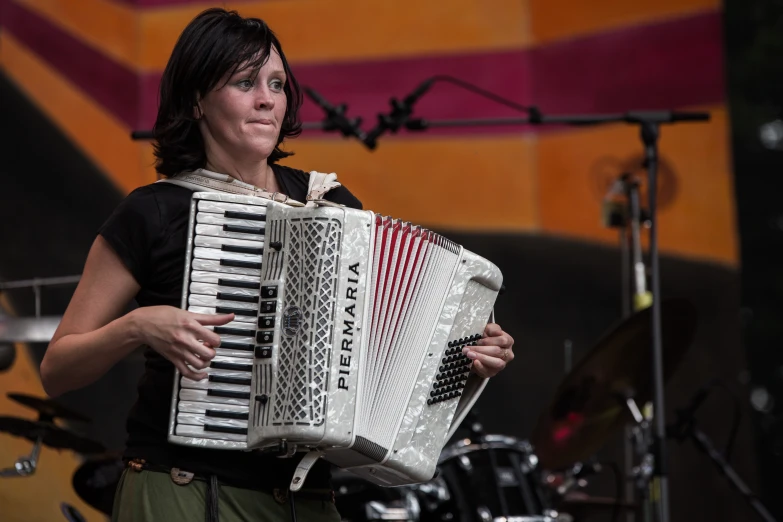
top-left (428, 434), bottom-right (562, 522)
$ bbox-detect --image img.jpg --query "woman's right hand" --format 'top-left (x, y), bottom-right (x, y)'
top-left (130, 306), bottom-right (234, 381)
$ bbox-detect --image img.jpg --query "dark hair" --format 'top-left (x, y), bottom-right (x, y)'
top-left (153, 8), bottom-right (302, 177)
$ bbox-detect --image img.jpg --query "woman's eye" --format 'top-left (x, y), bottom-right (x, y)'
top-left (237, 79), bottom-right (253, 89)
top-left (270, 80), bottom-right (284, 91)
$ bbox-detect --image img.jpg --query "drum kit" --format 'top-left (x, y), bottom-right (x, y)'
top-left (0, 295), bottom-right (696, 522)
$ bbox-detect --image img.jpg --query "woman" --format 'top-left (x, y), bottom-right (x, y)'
top-left (40, 8), bottom-right (515, 522)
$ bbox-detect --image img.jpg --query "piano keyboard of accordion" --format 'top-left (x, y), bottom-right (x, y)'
top-left (168, 192), bottom-right (275, 450)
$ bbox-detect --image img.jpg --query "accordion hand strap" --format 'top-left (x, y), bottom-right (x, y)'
top-left (157, 168), bottom-right (305, 207)
top-left (289, 450), bottom-right (324, 492)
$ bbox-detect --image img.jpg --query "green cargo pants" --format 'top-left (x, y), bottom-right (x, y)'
top-left (111, 469), bottom-right (342, 522)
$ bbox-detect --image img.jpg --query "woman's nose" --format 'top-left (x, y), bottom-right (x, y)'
top-left (256, 86), bottom-right (274, 109)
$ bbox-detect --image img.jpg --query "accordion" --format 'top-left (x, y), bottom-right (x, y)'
top-left (168, 192), bottom-right (503, 488)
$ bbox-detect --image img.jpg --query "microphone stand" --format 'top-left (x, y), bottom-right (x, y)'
top-left (404, 109), bottom-right (709, 522)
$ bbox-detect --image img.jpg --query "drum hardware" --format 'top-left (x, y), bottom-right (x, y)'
top-left (0, 275), bottom-right (81, 343)
top-left (364, 491), bottom-right (421, 522)
top-left (60, 502), bottom-right (88, 522)
top-left (332, 468), bottom-right (422, 522)
top-left (0, 392), bottom-right (103, 478)
top-left (7, 392), bottom-right (92, 423)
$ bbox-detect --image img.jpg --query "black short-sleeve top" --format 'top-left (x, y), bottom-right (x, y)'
top-left (98, 164), bottom-right (362, 489)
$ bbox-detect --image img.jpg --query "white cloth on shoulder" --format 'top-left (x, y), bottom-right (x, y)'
top-left (305, 171), bottom-right (342, 207)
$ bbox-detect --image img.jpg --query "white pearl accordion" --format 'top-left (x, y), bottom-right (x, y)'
top-left (167, 192), bottom-right (503, 488)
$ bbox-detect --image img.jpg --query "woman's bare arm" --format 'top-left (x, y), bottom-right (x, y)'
top-left (40, 236), bottom-right (231, 397)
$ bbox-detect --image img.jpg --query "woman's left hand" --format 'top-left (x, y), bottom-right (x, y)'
top-left (464, 323), bottom-right (515, 378)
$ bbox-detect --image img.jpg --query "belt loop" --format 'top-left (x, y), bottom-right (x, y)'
top-left (273, 488), bottom-right (288, 505)
top-left (127, 458), bottom-right (146, 472)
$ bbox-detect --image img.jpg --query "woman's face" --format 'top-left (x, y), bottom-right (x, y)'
top-left (197, 47), bottom-right (287, 164)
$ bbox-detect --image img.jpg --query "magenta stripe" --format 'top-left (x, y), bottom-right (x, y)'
top-left (530, 11), bottom-right (725, 116)
top-left (0, 0), bottom-right (9, 27)
top-left (2, 0), bottom-right (140, 128)
top-left (140, 11), bottom-right (724, 134)
top-left (139, 50), bottom-right (537, 133)
top-left (2, 0), bottom-right (724, 137)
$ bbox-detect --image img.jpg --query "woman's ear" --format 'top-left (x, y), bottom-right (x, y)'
top-left (193, 94), bottom-right (203, 120)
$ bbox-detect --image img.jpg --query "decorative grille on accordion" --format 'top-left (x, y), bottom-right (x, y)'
top-left (168, 192), bottom-right (503, 489)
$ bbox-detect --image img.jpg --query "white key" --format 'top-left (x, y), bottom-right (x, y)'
top-left (179, 388), bottom-right (249, 406)
top-left (197, 200), bottom-right (267, 216)
top-left (191, 270), bottom-right (261, 286)
top-left (174, 424), bottom-right (246, 441)
top-left (190, 282), bottom-right (260, 299)
top-left (191, 259), bottom-right (261, 277)
top-left (188, 306), bottom-right (257, 324)
top-left (176, 413), bottom-right (248, 429)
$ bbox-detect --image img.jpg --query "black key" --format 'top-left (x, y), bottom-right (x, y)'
top-left (218, 341), bottom-right (254, 352)
top-left (216, 306), bottom-right (256, 317)
top-left (261, 285), bottom-right (278, 298)
top-left (260, 301), bottom-right (276, 313)
top-left (210, 361), bottom-right (252, 372)
top-left (220, 259), bottom-right (262, 270)
top-left (206, 410), bottom-right (248, 420)
top-left (258, 317), bottom-right (275, 329)
top-left (223, 224), bottom-right (263, 235)
top-left (256, 331), bottom-right (274, 344)
top-left (214, 326), bottom-right (255, 337)
top-left (218, 278), bottom-right (261, 290)
top-left (209, 375), bottom-right (252, 386)
top-left (222, 244), bottom-right (263, 255)
top-left (204, 424), bottom-right (248, 435)
top-left (217, 292), bottom-right (259, 304)
top-left (255, 346), bottom-right (272, 359)
top-left (207, 389), bottom-right (250, 400)
top-left (224, 211), bottom-right (266, 222)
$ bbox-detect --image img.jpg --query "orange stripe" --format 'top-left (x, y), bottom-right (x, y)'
top-left (0, 32), bottom-right (157, 193)
top-left (16, 0), bottom-right (532, 72)
top-left (280, 135), bottom-right (540, 233)
top-left (15, 0), bottom-right (137, 69)
top-left (537, 104), bottom-right (737, 266)
top-left (530, 0), bottom-right (720, 44)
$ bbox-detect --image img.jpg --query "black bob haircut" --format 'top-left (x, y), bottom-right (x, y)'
top-left (152, 8), bottom-right (303, 177)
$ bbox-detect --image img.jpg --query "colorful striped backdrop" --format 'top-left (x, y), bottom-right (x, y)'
top-left (0, 0), bottom-right (736, 267)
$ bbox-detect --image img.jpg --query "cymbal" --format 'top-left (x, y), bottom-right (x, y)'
top-left (0, 416), bottom-right (105, 454)
top-left (7, 393), bottom-right (90, 422)
top-left (531, 298), bottom-right (697, 470)
top-left (72, 454), bottom-right (125, 515)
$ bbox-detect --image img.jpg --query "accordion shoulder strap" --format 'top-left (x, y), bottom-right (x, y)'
top-left (156, 169), bottom-right (305, 207)
top-left (158, 168), bottom-right (343, 208)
